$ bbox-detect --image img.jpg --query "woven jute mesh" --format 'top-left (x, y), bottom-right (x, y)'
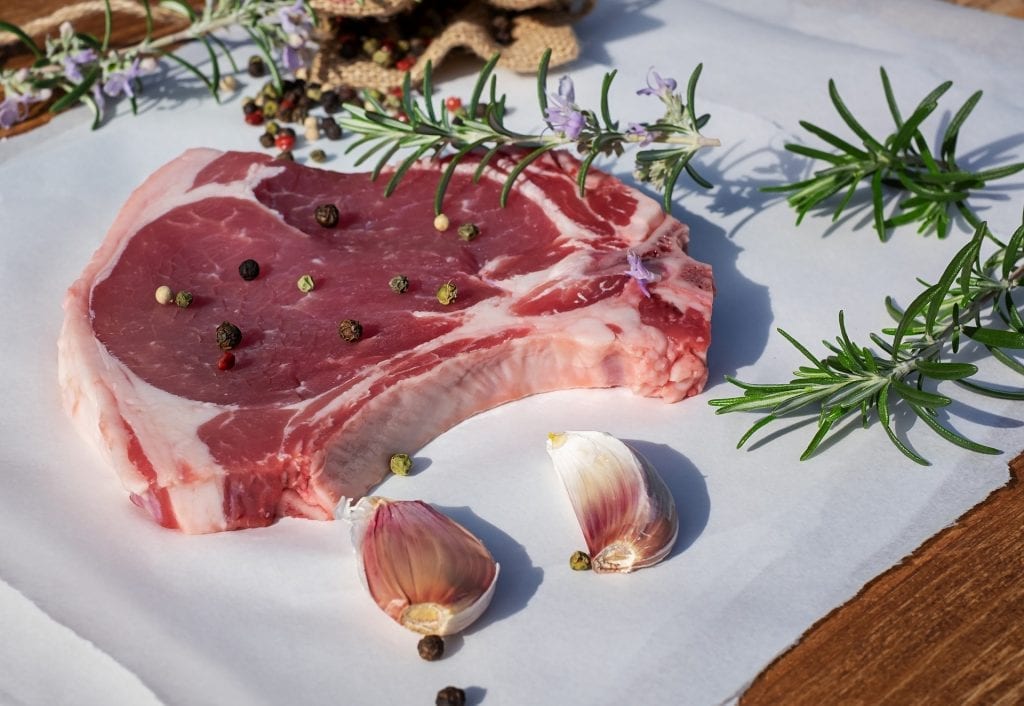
top-left (309, 0), bottom-right (593, 92)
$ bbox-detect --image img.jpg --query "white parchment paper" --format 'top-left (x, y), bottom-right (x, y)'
top-left (2, 1), bottom-right (1023, 704)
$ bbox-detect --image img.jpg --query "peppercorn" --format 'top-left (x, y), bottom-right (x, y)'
top-left (259, 132), bottom-right (275, 148)
top-left (395, 57), bottom-right (415, 72)
top-left (417, 634), bottom-right (444, 661)
top-left (174, 290), bottom-right (193, 309)
top-left (322, 118), bottom-right (342, 141)
top-left (362, 38), bottom-right (380, 56)
top-left (433, 213), bottom-right (450, 232)
top-left (305, 83), bottom-right (322, 102)
top-left (297, 274), bottom-right (315, 293)
top-left (436, 281), bottom-right (458, 306)
top-left (217, 351), bottom-right (236, 371)
top-left (262, 98), bottom-right (278, 119)
top-left (457, 223), bottom-right (479, 241)
top-left (265, 121), bottom-right (280, 136)
top-left (275, 150), bottom-right (294, 162)
top-left (218, 75), bottom-right (237, 93)
top-left (238, 259), bottom-right (260, 281)
top-left (280, 126), bottom-right (296, 139)
top-left (435, 686), bottom-right (466, 706)
top-left (275, 132), bottom-right (295, 151)
top-left (155, 285), bottom-right (174, 305)
top-left (388, 275), bottom-right (409, 294)
top-left (570, 550), bottom-right (592, 571)
top-left (337, 319), bottom-right (363, 343)
top-left (247, 55), bottom-right (266, 78)
top-left (315, 203), bottom-right (340, 228)
top-left (310, 149), bottom-right (327, 163)
top-left (216, 321), bottom-right (242, 350)
top-left (445, 96), bottom-right (462, 113)
top-left (336, 86), bottom-right (358, 104)
top-left (319, 89), bottom-right (341, 114)
top-left (244, 110), bottom-right (264, 126)
top-left (242, 100), bottom-right (258, 115)
top-left (389, 453), bottom-right (413, 476)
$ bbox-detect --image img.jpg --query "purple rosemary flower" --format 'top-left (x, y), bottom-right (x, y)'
top-left (545, 76), bottom-right (585, 140)
top-left (624, 250), bottom-right (654, 298)
top-left (278, 0), bottom-right (312, 36)
top-left (625, 122), bottom-right (653, 146)
top-left (102, 58), bottom-right (143, 99)
top-left (637, 68), bottom-right (677, 99)
top-left (0, 91), bottom-right (45, 130)
top-left (63, 48), bottom-right (97, 83)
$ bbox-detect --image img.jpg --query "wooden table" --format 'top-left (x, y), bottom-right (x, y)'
top-left (3, 1), bottom-right (1023, 703)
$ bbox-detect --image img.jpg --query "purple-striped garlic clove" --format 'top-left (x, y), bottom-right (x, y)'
top-left (546, 431), bottom-right (678, 574)
top-left (339, 496), bottom-right (499, 635)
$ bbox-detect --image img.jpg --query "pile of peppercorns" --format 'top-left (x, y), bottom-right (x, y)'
top-left (242, 55), bottom-right (359, 162)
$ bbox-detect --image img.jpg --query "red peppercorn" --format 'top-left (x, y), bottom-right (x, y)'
top-left (445, 96), bottom-right (462, 113)
top-left (275, 133), bottom-right (296, 151)
top-left (244, 110), bottom-right (264, 126)
top-left (395, 57), bottom-right (414, 72)
top-left (217, 352), bottom-right (236, 371)
top-left (388, 85), bottom-right (403, 97)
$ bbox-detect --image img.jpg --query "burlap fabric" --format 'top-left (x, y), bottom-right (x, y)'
top-left (309, 0), bottom-right (593, 91)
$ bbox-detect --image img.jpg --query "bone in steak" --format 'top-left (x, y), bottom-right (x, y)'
top-left (58, 149), bottom-right (714, 533)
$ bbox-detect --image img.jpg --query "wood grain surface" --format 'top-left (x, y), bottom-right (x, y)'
top-left (2, 1), bottom-right (1024, 703)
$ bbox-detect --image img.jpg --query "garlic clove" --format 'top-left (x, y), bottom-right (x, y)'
top-left (546, 431), bottom-right (678, 574)
top-left (339, 496), bottom-right (499, 635)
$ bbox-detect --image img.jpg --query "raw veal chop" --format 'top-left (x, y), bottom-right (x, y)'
top-left (59, 149), bottom-right (714, 533)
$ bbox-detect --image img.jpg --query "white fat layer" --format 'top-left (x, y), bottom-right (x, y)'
top-left (166, 479), bottom-right (226, 533)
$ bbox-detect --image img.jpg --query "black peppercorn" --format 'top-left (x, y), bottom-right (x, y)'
top-left (242, 101), bottom-right (258, 116)
top-left (319, 89), bottom-right (341, 114)
top-left (216, 321), bottom-right (242, 350)
top-left (435, 686), bottom-right (466, 706)
top-left (238, 259), bottom-right (260, 281)
top-left (337, 86), bottom-right (358, 104)
top-left (337, 319), bottom-right (363, 342)
top-left (417, 635), bottom-right (444, 661)
top-left (322, 118), bottom-right (343, 141)
top-left (275, 150), bottom-right (294, 162)
top-left (315, 203), bottom-right (340, 228)
top-left (258, 132), bottom-right (275, 149)
top-left (247, 55), bottom-right (266, 78)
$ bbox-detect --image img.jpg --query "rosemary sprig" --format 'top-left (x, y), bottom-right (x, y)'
top-left (337, 50), bottom-right (721, 214)
top-left (766, 68), bottom-right (1024, 240)
top-left (0, 0), bottom-right (314, 130)
top-left (709, 214), bottom-right (1024, 464)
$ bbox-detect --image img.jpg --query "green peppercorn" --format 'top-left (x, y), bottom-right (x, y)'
top-left (262, 99), bottom-right (278, 119)
top-left (570, 550), bottom-right (592, 571)
top-left (388, 275), bottom-right (409, 294)
top-left (247, 55), bottom-right (266, 78)
top-left (297, 274), bottom-right (315, 293)
top-left (457, 223), bottom-right (479, 241)
top-left (216, 321), bottom-right (242, 350)
top-left (436, 281), bottom-right (458, 306)
top-left (417, 634), bottom-right (444, 661)
top-left (337, 319), bottom-right (363, 342)
top-left (435, 686), bottom-right (466, 706)
top-left (265, 121), bottom-right (280, 136)
top-left (389, 453), bottom-right (413, 476)
top-left (174, 290), bottom-right (193, 309)
top-left (238, 259), bottom-right (260, 281)
top-left (315, 203), bottom-right (340, 228)
top-left (310, 149), bottom-right (327, 163)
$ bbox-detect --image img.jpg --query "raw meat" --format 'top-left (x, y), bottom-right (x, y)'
top-left (58, 148), bottom-right (714, 533)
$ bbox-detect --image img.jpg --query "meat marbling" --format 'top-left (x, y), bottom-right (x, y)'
top-left (58, 148), bottom-right (714, 533)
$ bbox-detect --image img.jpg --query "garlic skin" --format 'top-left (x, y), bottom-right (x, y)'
top-left (546, 431), bottom-right (678, 574)
top-left (339, 496), bottom-right (499, 635)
